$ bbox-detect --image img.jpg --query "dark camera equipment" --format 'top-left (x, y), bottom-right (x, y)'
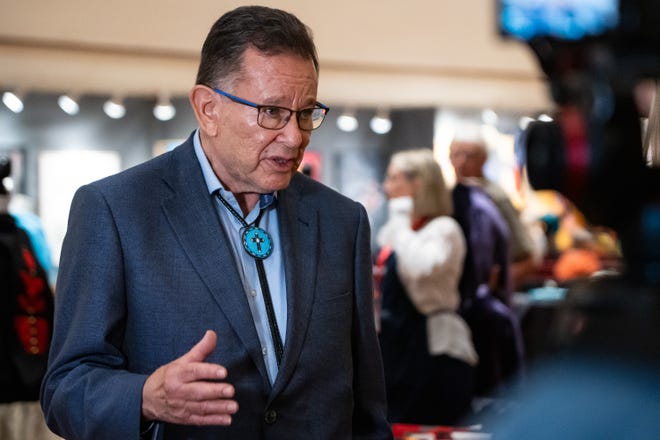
top-left (482, 1), bottom-right (660, 435)
top-left (499, 0), bottom-right (660, 284)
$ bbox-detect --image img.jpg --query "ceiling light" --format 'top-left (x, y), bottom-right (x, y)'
top-left (153, 95), bottom-right (176, 121)
top-left (103, 97), bottom-right (126, 119)
top-left (518, 116), bottom-right (535, 130)
top-left (537, 113), bottom-right (554, 122)
top-left (337, 110), bottom-right (358, 132)
top-left (58, 94), bottom-right (80, 115)
top-left (481, 108), bottom-right (498, 126)
top-left (2, 91), bottom-right (24, 113)
top-left (369, 109), bottom-right (392, 134)
top-left (2, 176), bottom-right (14, 193)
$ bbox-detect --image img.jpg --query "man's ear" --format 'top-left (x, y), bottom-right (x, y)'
top-left (189, 85), bottom-right (220, 136)
top-left (476, 150), bottom-right (488, 168)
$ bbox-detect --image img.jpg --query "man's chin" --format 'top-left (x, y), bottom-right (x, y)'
top-left (261, 175), bottom-right (294, 193)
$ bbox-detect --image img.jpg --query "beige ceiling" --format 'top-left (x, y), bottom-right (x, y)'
top-left (0, 0), bottom-right (552, 112)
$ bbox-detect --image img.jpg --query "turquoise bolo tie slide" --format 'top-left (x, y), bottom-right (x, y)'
top-left (242, 226), bottom-right (273, 259)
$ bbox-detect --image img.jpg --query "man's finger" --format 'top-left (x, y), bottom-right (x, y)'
top-left (183, 399), bottom-right (239, 425)
top-left (174, 380), bottom-right (235, 401)
top-left (170, 361), bottom-right (228, 385)
top-left (179, 330), bottom-right (217, 363)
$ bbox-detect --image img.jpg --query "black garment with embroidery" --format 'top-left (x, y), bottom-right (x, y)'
top-left (0, 213), bottom-right (54, 403)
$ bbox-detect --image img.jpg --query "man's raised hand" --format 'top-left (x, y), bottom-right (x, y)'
top-left (141, 330), bottom-right (238, 426)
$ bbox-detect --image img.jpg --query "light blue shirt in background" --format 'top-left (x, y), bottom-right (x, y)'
top-left (12, 210), bottom-right (56, 284)
top-left (193, 130), bottom-right (287, 384)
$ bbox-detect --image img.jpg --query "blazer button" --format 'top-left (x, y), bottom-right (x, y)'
top-left (264, 409), bottom-right (277, 424)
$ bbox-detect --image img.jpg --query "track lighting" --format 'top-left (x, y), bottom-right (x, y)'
top-left (2, 91), bottom-right (24, 113)
top-left (481, 108), bottom-right (498, 126)
top-left (337, 109), bottom-right (358, 132)
top-left (153, 95), bottom-right (176, 121)
top-left (58, 94), bottom-right (80, 115)
top-left (103, 97), bottom-right (126, 119)
top-left (369, 109), bottom-right (392, 135)
top-left (518, 116), bottom-right (535, 130)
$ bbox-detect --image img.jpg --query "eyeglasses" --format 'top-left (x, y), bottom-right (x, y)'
top-left (212, 87), bottom-right (329, 131)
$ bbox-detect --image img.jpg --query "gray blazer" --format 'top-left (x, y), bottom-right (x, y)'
top-left (40, 135), bottom-right (391, 440)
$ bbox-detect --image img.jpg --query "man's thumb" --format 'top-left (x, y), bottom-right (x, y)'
top-left (181, 330), bottom-right (217, 362)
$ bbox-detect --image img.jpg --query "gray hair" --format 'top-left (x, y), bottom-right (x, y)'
top-left (195, 6), bottom-right (319, 88)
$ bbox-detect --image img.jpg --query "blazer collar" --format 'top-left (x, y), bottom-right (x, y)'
top-left (269, 175), bottom-right (319, 398)
top-left (160, 136), bottom-right (270, 387)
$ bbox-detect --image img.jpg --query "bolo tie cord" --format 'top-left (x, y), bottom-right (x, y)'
top-left (214, 191), bottom-right (284, 365)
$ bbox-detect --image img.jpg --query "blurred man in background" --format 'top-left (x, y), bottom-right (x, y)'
top-left (450, 133), bottom-right (538, 291)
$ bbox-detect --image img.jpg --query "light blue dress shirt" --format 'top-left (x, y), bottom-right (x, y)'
top-left (193, 130), bottom-right (287, 384)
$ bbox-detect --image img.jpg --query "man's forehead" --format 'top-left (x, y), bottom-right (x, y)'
top-left (451, 141), bottom-right (485, 154)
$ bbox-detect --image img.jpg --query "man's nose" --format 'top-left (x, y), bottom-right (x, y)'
top-left (279, 115), bottom-right (305, 146)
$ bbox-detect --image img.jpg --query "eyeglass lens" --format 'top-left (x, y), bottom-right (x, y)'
top-left (257, 106), bottom-right (326, 131)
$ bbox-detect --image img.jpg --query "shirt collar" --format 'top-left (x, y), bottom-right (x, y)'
top-left (193, 129), bottom-right (277, 210)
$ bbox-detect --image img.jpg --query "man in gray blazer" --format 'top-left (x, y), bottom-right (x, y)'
top-left (40, 6), bottom-right (391, 439)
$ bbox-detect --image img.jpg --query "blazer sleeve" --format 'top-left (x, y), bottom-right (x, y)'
top-left (351, 203), bottom-right (393, 439)
top-left (40, 184), bottom-right (147, 440)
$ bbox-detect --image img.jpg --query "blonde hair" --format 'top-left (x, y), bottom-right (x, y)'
top-left (389, 149), bottom-right (453, 219)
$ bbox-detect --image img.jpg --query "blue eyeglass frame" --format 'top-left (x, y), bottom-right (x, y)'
top-left (212, 87), bottom-right (329, 130)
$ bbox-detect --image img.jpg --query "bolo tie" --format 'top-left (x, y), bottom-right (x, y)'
top-left (215, 190), bottom-right (284, 366)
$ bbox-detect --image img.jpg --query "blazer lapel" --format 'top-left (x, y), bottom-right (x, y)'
top-left (160, 139), bottom-right (269, 383)
top-left (270, 175), bottom-right (319, 398)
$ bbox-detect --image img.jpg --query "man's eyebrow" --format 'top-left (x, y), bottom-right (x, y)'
top-left (261, 94), bottom-right (317, 108)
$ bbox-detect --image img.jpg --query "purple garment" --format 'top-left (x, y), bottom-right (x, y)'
top-left (453, 184), bottom-right (523, 396)
top-left (452, 183), bottom-right (511, 305)
top-left (462, 284), bottom-right (525, 395)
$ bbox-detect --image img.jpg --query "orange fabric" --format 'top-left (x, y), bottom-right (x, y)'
top-left (553, 248), bottom-right (601, 282)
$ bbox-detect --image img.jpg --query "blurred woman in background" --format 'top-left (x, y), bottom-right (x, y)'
top-left (376, 149), bottom-right (477, 425)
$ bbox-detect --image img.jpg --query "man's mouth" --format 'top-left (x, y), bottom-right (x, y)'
top-left (267, 156), bottom-right (296, 171)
